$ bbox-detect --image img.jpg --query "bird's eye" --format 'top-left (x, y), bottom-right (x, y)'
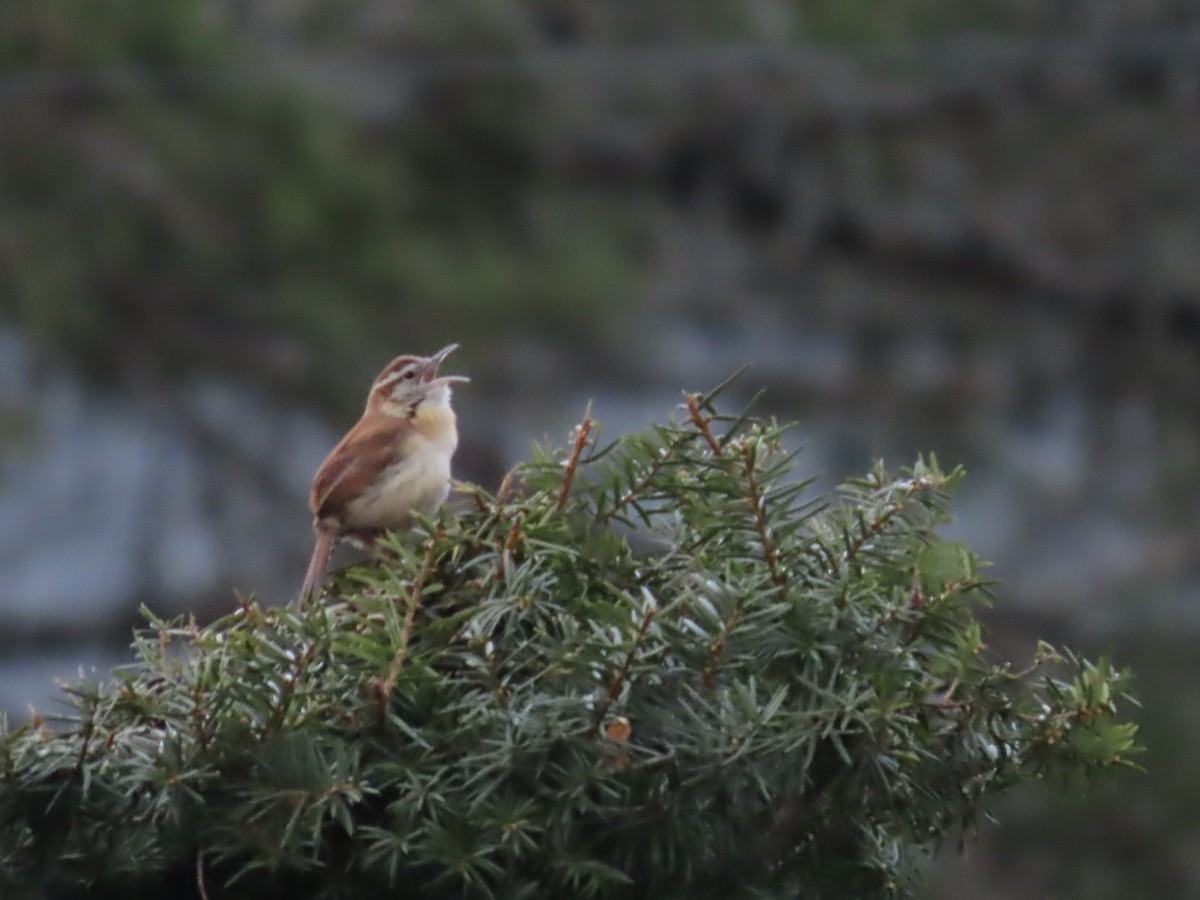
top-left (402, 369), bottom-right (416, 380)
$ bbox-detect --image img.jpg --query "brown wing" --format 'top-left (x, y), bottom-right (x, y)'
top-left (310, 415), bottom-right (408, 523)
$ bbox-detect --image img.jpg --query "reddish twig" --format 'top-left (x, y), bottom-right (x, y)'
top-left (602, 428), bottom-right (690, 521)
top-left (703, 611), bottom-right (740, 691)
top-left (844, 480), bottom-right (934, 564)
top-left (495, 470), bottom-right (517, 508)
top-left (556, 405), bottom-right (595, 513)
top-left (196, 852), bottom-right (211, 900)
top-left (262, 641), bottom-right (316, 738)
top-left (938, 675), bottom-right (961, 708)
top-left (591, 604), bottom-right (657, 736)
top-left (686, 393), bottom-right (724, 455)
top-left (401, 538), bottom-right (438, 662)
top-left (374, 531), bottom-right (440, 722)
top-left (702, 441), bottom-right (787, 689)
top-left (494, 515), bottom-right (524, 581)
top-left (742, 442), bottom-right (787, 592)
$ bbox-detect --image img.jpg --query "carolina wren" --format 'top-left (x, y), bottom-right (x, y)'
top-left (299, 343), bottom-right (468, 608)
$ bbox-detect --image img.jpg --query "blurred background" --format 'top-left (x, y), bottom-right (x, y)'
top-left (1, 1), bottom-right (1197, 896)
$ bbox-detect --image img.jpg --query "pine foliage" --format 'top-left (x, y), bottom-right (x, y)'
top-left (0, 387), bottom-right (1139, 899)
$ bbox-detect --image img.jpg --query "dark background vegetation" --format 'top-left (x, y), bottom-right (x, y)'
top-left (0, 1), bottom-right (1196, 896)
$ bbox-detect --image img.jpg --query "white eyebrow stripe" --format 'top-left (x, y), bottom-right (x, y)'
top-left (374, 365), bottom-right (416, 390)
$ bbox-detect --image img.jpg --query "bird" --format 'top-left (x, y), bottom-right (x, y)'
top-left (298, 343), bottom-right (468, 608)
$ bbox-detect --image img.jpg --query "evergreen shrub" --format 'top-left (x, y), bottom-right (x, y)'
top-left (0, 386), bottom-right (1139, 899)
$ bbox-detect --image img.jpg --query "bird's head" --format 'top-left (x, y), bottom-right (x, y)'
top-left (366, 343), bottom-right (469, 417)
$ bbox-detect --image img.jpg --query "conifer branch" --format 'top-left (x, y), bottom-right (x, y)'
top-left (591, 601), bottom-right (657, 736)
top-left (600, 424), bottom-right (697, 523)
top-left (598, 390), bottom-right (739, 523)
top-left (403, 533), bottom-right (440, 644)
top-left (495, 470), bottom-right (517, 508)
top-left (262, 640), bottom-right (316, 737)
top-left (555, 404), bottom-right (595, 513)
top-left (686, 393), bottom-right (724, 455)
top-left (72, 708), bottom-right (95, 781)
top-left (742, 440), bottom-right (787, 592)
top-left (842, 477), bottom-right (936, 566)
top-left (190, 683), bottom-right (209, 752)
top-left (494, 515), bottom-right (523, 582)
top-left (373, 529), bottom-right (441, 720)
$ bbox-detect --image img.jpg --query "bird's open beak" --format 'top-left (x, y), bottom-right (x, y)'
top-left (424, 343), bottom-right (470, 384)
